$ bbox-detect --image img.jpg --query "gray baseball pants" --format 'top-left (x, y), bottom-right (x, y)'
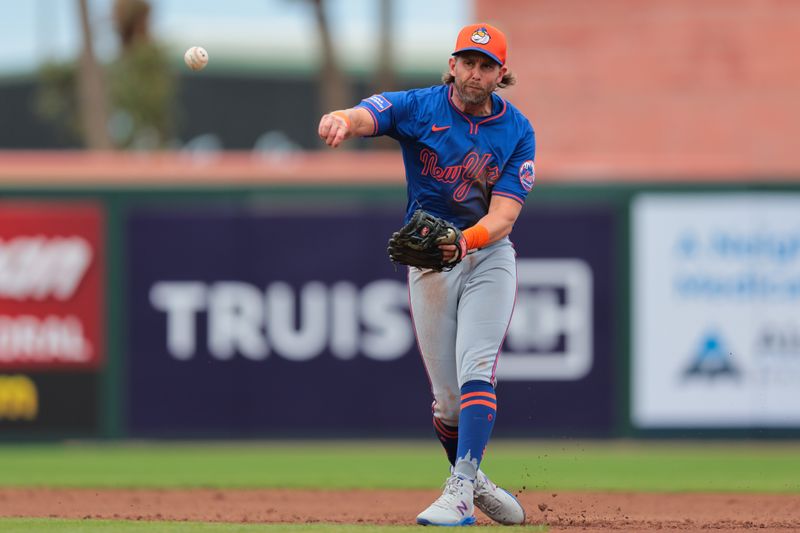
top-left (408, 237), bottom-right (517, 426)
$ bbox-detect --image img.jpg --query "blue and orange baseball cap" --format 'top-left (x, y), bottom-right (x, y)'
top-left (452, 23), bottom-right (507, 66)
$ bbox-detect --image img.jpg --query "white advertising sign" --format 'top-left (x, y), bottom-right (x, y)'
top-left (632, 194), bottom-right (800, 428)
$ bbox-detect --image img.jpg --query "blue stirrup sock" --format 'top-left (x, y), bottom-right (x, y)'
top-left (453, 380), bottom-right (497, 481)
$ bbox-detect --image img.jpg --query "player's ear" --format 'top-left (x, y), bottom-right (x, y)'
top-left (448, 56), bottom-right (457, 76)
top-left (496, 65), bottom-right (507, 83)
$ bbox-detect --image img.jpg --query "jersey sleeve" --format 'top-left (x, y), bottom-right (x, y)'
top-left (355, 91), bottom-right (418, 140)
top-left (491, 121), bottom-right (536, 205)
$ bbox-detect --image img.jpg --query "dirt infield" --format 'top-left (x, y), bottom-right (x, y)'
top-left (1, 488), bottom-right (798, 531)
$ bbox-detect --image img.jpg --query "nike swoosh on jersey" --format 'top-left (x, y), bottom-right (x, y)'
top-left (431, 124), bottom-right (451, 132)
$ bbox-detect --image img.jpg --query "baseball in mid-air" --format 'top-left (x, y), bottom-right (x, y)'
top-left (184, 46), bottom-right (208, 71)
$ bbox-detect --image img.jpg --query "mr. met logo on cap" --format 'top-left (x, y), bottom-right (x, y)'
top-left (471, 27), bottom-right (491, 45)
top-left (453, 22), bottom-right (507, 66)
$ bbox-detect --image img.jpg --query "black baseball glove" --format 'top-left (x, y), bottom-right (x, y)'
top-left (387, 209), bottom-right (468, 271)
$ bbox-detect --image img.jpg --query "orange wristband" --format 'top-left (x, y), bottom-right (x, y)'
top-left (331, 110), bottom-right (351, 129)
top-left (463, 224), bottom-right (490, 250)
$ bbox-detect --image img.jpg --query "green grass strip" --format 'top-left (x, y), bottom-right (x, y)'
top-left (0, 440), bottom-right (797, 493)
top-left (0, 519), bottom-right (546, 533)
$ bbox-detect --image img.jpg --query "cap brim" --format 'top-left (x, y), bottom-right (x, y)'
top-left (452, 47), bottom-right (503, 66)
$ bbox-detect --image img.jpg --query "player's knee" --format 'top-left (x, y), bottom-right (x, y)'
top-left (433, 396), bottom-right (460, 425)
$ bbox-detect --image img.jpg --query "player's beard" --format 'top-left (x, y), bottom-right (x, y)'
top-left (453, 77), bottom-right (495, 107)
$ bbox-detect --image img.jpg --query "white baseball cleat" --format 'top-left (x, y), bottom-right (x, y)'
top-left (416, 474), bottom-right (476, 526)
top-left (473, 469), bottom-right (526, 525)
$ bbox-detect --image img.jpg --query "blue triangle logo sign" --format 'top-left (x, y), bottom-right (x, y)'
top-left (683, 331), bottom-right (740, 380)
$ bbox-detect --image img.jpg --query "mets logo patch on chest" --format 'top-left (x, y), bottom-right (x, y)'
top-left (519, 160), bottom-right (535, 191)
top-left (363, 94), bottom-right (393, 112)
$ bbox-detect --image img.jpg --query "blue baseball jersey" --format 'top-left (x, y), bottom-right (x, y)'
top-left (356, 84), bottom-right (536, 228)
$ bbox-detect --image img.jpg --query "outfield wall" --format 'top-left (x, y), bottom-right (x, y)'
top-left (0, 153), bottom-right (798, 439)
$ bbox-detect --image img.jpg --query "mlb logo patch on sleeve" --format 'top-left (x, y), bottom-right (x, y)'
top-left (363, 94), bottom-right (393, 112)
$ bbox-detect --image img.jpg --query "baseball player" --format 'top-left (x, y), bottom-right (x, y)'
top-left (318, 22), bottom-right (534, 527)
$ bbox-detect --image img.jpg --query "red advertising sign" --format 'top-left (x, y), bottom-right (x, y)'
top-left (0, 202), bottom-right (104, 370)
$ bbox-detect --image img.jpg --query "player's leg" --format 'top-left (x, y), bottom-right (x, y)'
top-left (407, 265), bottom-right (462, 427)
top-left (407, 266), bottom-right (462, 461)
top-left (408, 266), bottom-right (476, 526)
top-left (454, 239), bottom-right (526, 525)
top-left (453, 240), bottom-right (516, 480)
top-left (432, 415), bottom-right (459, 466)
